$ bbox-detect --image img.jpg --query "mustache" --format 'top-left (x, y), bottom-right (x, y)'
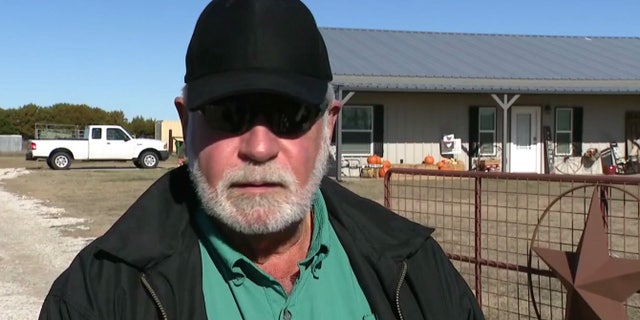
top-left (221, 163), bottom-right (298, 187)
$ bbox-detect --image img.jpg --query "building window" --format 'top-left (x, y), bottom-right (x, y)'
top-left (478, 107), bottom-right (496, 156)
top-left (555, 108), bottom-right (573, 155)
top-left (341, 106), bottom-right (373, 155)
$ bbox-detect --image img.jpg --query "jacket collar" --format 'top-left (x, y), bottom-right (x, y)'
top-left (94, 166), bottom-right (199, 270)
top-left (94, 167), bottom-right (433, 269)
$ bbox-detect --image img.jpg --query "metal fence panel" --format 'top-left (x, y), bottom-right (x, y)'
top-left (384, 168), bottom-right (640, 319)
top-left (0, 135), bottom-right (23, 152)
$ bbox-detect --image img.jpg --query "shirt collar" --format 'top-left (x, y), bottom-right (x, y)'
top-left (300, 189), bottom-right (330, 268)
top-left (196, 189), bottom-right (331, 278)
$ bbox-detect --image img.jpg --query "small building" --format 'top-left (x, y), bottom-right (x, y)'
top-left (0, 135), bottom-right (23, 153)
top-left (155, 120), bottom-right (184, 154)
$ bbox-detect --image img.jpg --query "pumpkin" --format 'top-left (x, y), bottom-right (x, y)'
top-left (378, 167), bottom-right (389, 177)
top-left (382, 160), bottom-right (392, 169)
top-left (367, 154), bottom-right (382, 165)
top-left (424, 155), bottom-right (435, 165)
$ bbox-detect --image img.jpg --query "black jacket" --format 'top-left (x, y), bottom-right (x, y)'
top-left (39, 166), bottom-right (484, 319)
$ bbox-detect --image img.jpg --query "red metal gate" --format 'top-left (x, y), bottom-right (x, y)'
top-left (384, 168), bottom-right (640, 319)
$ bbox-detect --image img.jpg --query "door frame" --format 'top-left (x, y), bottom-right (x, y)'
top-left (509, 106), bottom-right (542, 173)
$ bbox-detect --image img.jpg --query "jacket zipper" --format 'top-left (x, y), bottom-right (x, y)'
top-left (141, 273), bottom-right (168, 320)
top-left (395, 260), bottom-right (408, 320)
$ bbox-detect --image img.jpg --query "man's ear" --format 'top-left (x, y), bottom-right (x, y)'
top-left (174, 96), bottom-right (189, 140)
top-left (326, 99), bottom-right (341, 140)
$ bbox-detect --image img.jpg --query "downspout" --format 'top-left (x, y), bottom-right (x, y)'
top-left (491, 94), bottom-right (520, 173)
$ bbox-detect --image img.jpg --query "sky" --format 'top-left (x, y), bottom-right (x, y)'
top-left (1, 0), bottom-right (639, 122)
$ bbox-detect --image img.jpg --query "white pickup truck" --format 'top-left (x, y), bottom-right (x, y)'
top-left (26, 125), bottom-right (170, 170)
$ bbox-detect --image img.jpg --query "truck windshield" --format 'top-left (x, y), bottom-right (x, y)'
top-left (121, 127), bottom-right (135, 139)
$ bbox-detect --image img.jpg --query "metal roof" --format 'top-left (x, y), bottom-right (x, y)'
top-left (319, 28), bottom-right (640, 94)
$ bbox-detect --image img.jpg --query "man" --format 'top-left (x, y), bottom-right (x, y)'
top-left (40, 0), bottom-right (484, 319)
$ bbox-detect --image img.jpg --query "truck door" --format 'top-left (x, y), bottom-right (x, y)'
top-left (88, 128), bottom-right (110, 159)
top-left (105, 128), bottom-right (135, 159)
top-left (89, 127), bottom-right (134, 160)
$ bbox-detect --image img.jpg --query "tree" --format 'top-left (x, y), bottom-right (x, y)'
top-left (124, 116), bottom-right (156, 138)
top-left (5, 103), bottom-right (156, 140)
top-left (0, 108), bottom-right (18, 134)
top-left (12, 104), bottom-right (40, 138)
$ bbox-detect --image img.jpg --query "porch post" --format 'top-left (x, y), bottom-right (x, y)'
top-left (334, 89), bottom-right (357, 181)
top-left (491, 94), bottom-right (521, 172)
top-left (335, 86), bottom-right (343, 181)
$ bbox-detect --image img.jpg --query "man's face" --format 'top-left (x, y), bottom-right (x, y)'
top-left (183, 93), bottom-right (339, 235)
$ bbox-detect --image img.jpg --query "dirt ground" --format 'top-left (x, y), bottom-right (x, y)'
top-left (0, 153), bottom-right (385, 319)
top-left (0, 168), bottom-right (92, 319)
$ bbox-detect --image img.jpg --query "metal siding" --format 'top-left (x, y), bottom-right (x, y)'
top-left (344, 92), bottom-right (640, 171)
top-left (359, 93), bottom-right (474, 166)
top-left (321, 28), bottom-right (640, 80)
top-left (334, 75), bottom-right (640, 92)
top-left (321, 28), bottom-right (640, 94)
top-left (581, 100), bottom-right (633, 146)
top-left (549, 103), bottom-right (640, 174)
top-left (385, 104), bottom-right (399, 162)
top-left (0, 135), bottom-right (22, 152)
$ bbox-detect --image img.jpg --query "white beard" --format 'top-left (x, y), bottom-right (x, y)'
top-left (188, 117), bottom-right (331, 235)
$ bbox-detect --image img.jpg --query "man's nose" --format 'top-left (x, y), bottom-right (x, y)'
top-left (237, 123), bottom-right (280, 163)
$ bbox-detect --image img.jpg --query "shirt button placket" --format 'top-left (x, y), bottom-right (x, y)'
top-left (282, 309), bottom-right (292, 320)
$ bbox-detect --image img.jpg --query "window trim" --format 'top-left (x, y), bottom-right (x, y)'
top-left (555, 108), bottom-right (573, 156)
top-left (478, 107), bottom-right (497, 156)
top-left (341, 105), bottom-right (374, 156)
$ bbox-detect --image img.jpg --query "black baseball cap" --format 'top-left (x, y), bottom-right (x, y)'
top-left (184, 0), bottom-right (333, 111)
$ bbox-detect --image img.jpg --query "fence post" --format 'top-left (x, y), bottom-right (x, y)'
top-left (384, 171), bottom-right (391, 209)
top-left (474, 176), bottom-right (483, 306)
top-left (599, 184), bottom-right (610, 233)
top-left (168, 129), bottom-right (174, 154)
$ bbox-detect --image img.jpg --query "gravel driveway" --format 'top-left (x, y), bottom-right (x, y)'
top-left (0, 168), bottom-right (91, 320)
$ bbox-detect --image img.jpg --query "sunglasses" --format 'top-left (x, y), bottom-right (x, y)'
top-left (198, 94), bottom-right (326, 136)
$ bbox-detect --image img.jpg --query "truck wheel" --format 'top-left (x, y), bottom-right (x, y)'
top-left (49, 152), bottom-right (72, 170)
top-left (139, 151), bottom-right (159, 169)
top-left (133, 159), bottom-right (144, 169)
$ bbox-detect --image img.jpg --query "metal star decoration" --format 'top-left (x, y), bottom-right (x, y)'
top-left (532, 188), bottom-right (640, 320)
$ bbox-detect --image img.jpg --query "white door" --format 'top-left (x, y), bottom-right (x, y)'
top-left (90, 128), bottom-right (134, 159)
top-left (106, 128), bottom-right (135, 159)
top-left (510, 107), bottom-right (541, 173)
top-left (88, 128), bottom-right (110, 159)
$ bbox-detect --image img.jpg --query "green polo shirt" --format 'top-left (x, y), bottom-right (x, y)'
top-left (195, 190), bottom-right (375, 319)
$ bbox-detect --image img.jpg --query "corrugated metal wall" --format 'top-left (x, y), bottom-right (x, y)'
top-left (0, 135), bottom-right (23, 152)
